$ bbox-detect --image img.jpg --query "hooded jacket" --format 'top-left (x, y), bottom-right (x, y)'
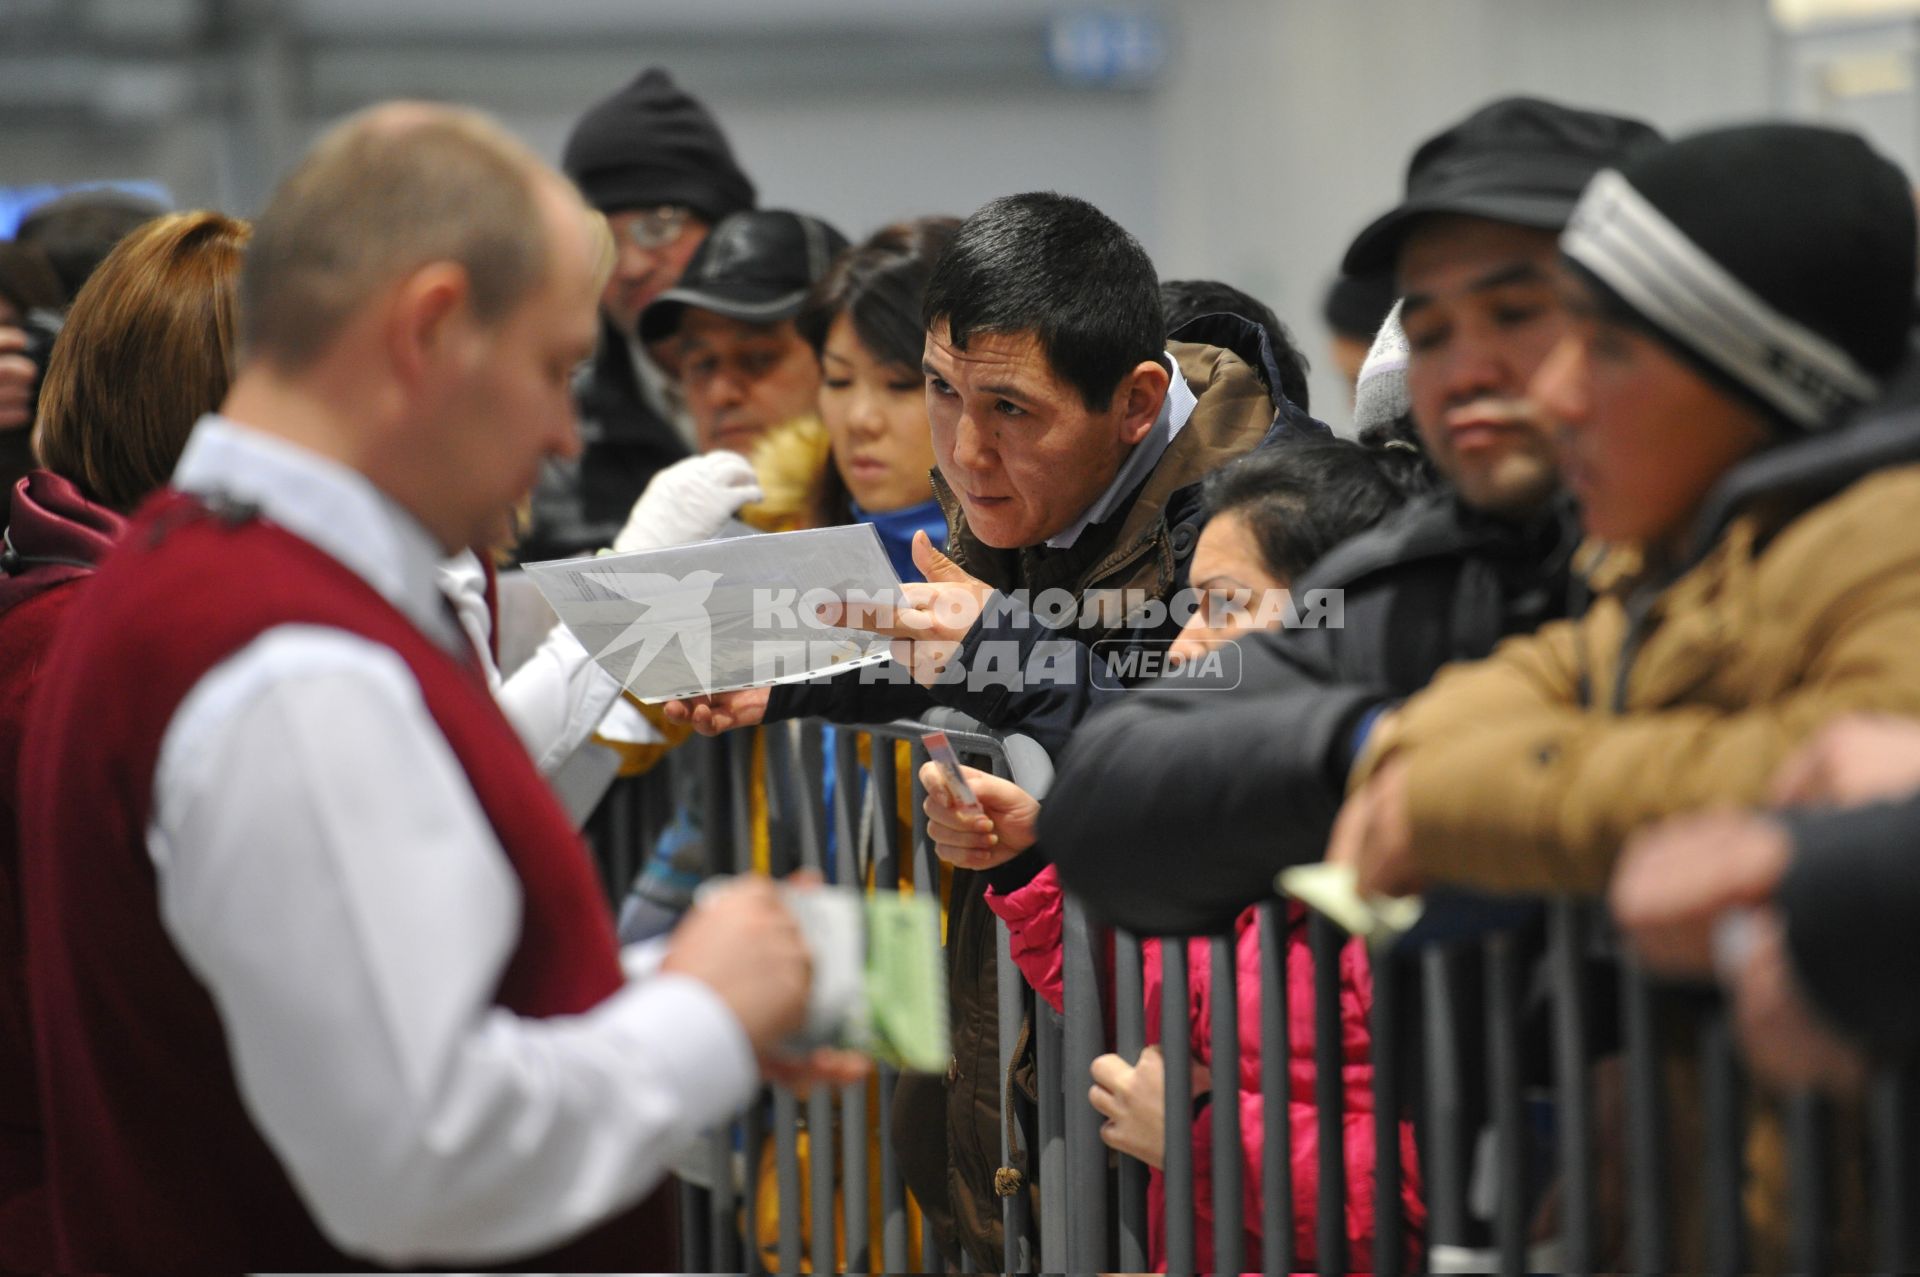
top-left (1356, 372), bottom-right (1920, 894)
top-left (0, 471), bottom-right (125, 1272)
top-left (766, 316), bottom-right (1326, 756)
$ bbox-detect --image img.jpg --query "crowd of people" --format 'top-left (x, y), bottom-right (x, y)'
top-left (0, 58), bottom-right (1913, 1274)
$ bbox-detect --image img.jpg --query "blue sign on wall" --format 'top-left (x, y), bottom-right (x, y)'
top-left (1046, 10), bottom-right (1170, 89)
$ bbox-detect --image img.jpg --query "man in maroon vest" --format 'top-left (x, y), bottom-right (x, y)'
top-left (17, 102), bottom-right (850, 1271)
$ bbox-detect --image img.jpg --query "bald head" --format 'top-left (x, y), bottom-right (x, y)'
top-left (240, 102), bottom-right (588, 370)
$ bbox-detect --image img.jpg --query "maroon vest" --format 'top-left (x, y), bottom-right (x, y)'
top-left (0, 586), bottom-right (80, 1273)
top-left (20, 491), bottom-right (673, 1271)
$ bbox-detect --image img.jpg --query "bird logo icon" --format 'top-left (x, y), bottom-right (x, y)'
top-left (588, 568), bottom-right (724, 693)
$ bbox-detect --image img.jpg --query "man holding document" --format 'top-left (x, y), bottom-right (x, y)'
top-left (18, 104), bottom-right (859, 1271)
top-left (660, 189), bottom-right (1320, 1270)
top-left (664, 191), bottom-right (1321, 752)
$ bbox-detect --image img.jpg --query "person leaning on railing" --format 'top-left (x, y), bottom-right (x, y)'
top-left (920, 438), bottom-right (1432, 1273)
top-left (1328, 123), bottom-right (1920, 1267)
top-left (1035, 101), bottom-right (1660, 1266)
top-left (662, 189), bottom-right (1321, 1271)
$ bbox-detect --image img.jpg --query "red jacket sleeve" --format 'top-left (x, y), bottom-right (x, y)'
top-left (983, 863), bottom-right (1067, 1015)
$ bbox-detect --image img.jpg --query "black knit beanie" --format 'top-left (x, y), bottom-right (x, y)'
top-left (1562, 123), bottom-right (1917, 432)
top-left (562, 68), bottom-right (756, 222)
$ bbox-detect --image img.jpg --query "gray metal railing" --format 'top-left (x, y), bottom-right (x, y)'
top-left (586, 715), bottom-right (1920, 1275)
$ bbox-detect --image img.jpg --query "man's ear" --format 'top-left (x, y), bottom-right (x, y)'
top-left (386, 262), bottom-right (472, 389)
top-left (1115, 357), bottom-right (1171, 447)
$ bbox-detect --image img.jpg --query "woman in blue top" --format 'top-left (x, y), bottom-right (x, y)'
top-left (619, 218), bottom-right (962, 938)
top-left (793, 217), bottom-right (959, 576)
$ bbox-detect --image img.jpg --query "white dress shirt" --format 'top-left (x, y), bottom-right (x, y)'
top-left (438, 550), bottom-right (623, 777)
top-left (148, 416), bottom-right (757, 1265)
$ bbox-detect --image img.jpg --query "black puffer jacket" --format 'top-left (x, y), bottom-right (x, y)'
top-left (1043, 488), bottom-right (1584, 935)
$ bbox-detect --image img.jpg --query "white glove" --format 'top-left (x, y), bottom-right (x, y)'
top-left (611, 451), bottom-right (763, 553)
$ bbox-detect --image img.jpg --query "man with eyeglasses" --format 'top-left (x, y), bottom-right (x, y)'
top-left (519, 67), bottom-right (759, 561)
top-left (638, 209), bottom-right (848, 458)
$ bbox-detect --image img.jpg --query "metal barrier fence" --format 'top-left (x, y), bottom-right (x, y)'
top-left (584, 713), bottom-right (1920, 1275)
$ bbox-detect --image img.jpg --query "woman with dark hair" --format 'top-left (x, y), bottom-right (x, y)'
top-left (1176, 436), bottom-right (1433, 655)
top-left (918, 437), bottom-right (1431, 1273)
top-left (0, 210), bottom-right (250, 1271)
top-left (783, 215), bottom-right (959, 574)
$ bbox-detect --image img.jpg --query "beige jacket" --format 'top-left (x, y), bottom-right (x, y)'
top-left (1356, 450), bottom-right (1920, 895)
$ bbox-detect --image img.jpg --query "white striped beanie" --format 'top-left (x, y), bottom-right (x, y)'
top-left (1561, 124), bottom-right (1915, 432)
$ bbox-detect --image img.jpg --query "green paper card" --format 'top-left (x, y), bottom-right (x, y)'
top-left (864, 892), bottom-right (950, 1073)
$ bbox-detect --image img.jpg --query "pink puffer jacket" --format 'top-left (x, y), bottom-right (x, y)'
top-left (986, 865), bottom-right (1424, 1273)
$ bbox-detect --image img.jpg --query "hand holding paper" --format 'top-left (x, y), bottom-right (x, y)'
top-left (662, 876), bottom-right (812, 1053)
top-left (524, 523), bottom-right (907, 703)
top-left (699, 876), bottom-right (948, 1075)
top-left (824, 531), bottom-right (996, 687)
top-left (662, 686), bottom-right (772, 736)
top-left (1326, 756), bottom-right (1423, 897)
top-left (920, 760), bottom-right (1040, 872)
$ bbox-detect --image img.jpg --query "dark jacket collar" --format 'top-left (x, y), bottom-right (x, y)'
top-left (1301, 484), bottom-right (1579, 588)
top-left (0, 469), bottom-right (127, 616)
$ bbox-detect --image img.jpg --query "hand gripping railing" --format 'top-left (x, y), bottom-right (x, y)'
top-left (612, 725), bottom-right (1919, 1276)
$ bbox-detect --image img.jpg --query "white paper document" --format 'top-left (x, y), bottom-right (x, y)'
top-left (523, 523), bottom-right (909, 703)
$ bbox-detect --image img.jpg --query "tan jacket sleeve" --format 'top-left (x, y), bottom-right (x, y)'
top-left (1352, 612), bottom-right (1592, 781)
top-left (1382, 556), bottom-right (1920, 895)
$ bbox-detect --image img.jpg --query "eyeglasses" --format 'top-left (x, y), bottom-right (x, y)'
top-left (617, 205), bottom-right (694, 250)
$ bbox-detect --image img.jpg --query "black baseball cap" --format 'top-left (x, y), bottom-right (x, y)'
top-left (639, 209), bottom-right (849, 343)
top-left (1341, 96), bottom-right (1663, 277)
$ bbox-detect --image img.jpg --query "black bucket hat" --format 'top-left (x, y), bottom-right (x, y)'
top-left (1342, 96), bottom-right (1662, 276)
top-left (638, 209), bottom-right (849, 343)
